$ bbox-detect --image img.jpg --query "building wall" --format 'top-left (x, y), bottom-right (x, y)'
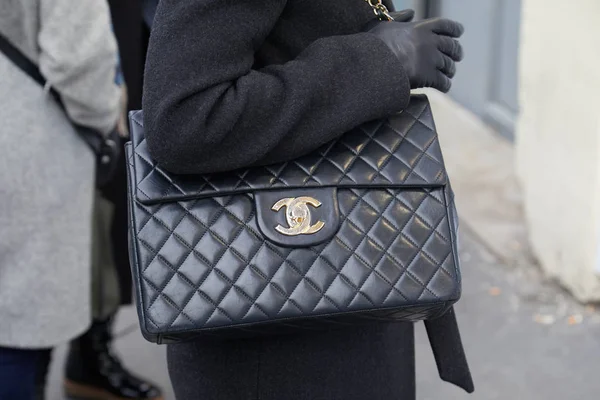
top-left (516, 0), bottom-right (600, 301)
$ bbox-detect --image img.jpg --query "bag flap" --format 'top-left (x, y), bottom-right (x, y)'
top-left (129, 95), bottom-right (447, 205)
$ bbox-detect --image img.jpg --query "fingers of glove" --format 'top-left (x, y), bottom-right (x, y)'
top-left (437, 36), bottom-right (464, 61)
top-left (389, 9), bottom-right (415, 22)
top-left (425, 18), bottom-right (464, 38)
top-left (433, 72), bottom-right (452, 93)
top-left (437, 54), bottom-right (456, 78)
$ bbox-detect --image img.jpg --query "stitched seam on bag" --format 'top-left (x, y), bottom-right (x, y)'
top-left (227, 138), bottom-right (337, 191)
top-left (136, 266), bottom-right (197, 325)
top-left (165, 198), bottom-right (299, 320)
top-left (391, 192), bottom-right (455, 281)
top-left (331, 119), bottom-right (387, 186)
top-left (136, 237), bottom-right (225, 321)
top-left (308, 249), bottom-right (376, 307)
top-left (403, 103), bottom-right (433, 132)
top-left (163, 195), bottom-right (345, 317)
top-left (249, 119), bottom-right (390, 192)
top-left (383, 108), bottom-right (446, 179)
top-left (248, 264), bottom-right (305, 313)
top-left (241, 254), bottom-right (318, 322)
top-left (338, 188), bottom-right (398, 307)
top-left (429, 216), bottom-right (456, 281)
top-left (358, 113), bottom-right (420, 184)
top-left (136, 194), bottom-right (168, 238)
top-left (290, 139), bottom-right (341, 185)
top-left (168, 199), bottom-right (274, 326)
top-left (398, 124), bottom-right (441, 183)
top-left (266, 245), bottom-right (344, 317)
top-left (161, 302), bottom-right (447, 338)
top-left (128, 154), bottom-right (160, 335)
top-left (334, 228), bottom-right (410, 302)
top-left (173, 199), bottom-right (296, 307)
top-left (401, 208), bottom-right (451, 301)
top-left (139, 214), bottom-right (267, 328)
top-left (313, 187), bottom-right (399, 306)
top-left (383, 131), bottom-right (441, 185)
top-left (443, 186), bottom-right (461, 295)
top-left (139, 277), bottom-right (196, 326)
top-left (417, 251), bottom-right (453, 301)
top-left (344, 189), bottom-right (444, 301)
top-left (266, 188), bottom-right (386, 317)
top-left (174, 197), bottom-right (261, 268)
top-left (157, 196), bottom-right (307, 324)
top-left (359, 188), bottom-right (451, 253)
top-left (140, 196), bottom-right (227, 314)
top-left (230, 169), bottom-right (251, 191)
top-left (172, 197), bottom-right (254, 321)
top-left (360, 191), bottom-right (421, 303)
top-left (444, 187), bottom-right (461, 283)
top-left (379, 100), bottom-right (440, 184)
top-left (139, 197), bottom-right (200, 278)
top-left (136, 237), bottom-right (242, 326)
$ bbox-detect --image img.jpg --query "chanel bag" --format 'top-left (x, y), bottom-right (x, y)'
top-left (125, 95), bottom-right (463, 344)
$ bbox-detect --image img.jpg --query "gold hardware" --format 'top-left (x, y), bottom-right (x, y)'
top-left (271, 197), bottom-right (325, 236)
top-left (363, 0), bottom-right (394, 21)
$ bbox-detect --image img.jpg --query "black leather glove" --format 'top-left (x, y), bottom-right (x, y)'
top-left (367, 16), bottom-right (465, 92)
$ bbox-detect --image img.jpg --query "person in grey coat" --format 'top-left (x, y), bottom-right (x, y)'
top-left (143, 0), bottom-right (466, 399)
top-left (0, 0), bottom-right (120, 397)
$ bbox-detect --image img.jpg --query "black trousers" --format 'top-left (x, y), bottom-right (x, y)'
top-left (167, 322), bottom-right (415, 400)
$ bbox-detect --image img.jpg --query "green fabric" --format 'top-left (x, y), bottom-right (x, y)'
top-left (91, 192), bottom-right (121, 320)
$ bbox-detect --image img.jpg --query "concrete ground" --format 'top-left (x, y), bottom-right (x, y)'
top-left (46, 92), bottom-right (600, 399)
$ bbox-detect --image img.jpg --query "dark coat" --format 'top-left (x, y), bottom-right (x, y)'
top-left (143, 1), bottom-right (472, 398)
top-left (143, 0), bottom-right (410, 175)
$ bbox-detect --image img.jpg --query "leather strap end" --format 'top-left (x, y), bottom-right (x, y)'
top-left (425, 307), bottom-right (474, 393)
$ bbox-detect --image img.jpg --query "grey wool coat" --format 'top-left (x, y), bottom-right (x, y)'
top-left (0, 0), bottom-right (120, 348)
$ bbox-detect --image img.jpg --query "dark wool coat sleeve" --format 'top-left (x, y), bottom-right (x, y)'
top-left (142, 0), bottom-right (411, 174)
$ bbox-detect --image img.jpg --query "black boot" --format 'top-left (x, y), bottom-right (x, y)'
top-left (64, 319), bottom-right (163, 400)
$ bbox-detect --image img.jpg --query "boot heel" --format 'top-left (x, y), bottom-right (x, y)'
top-left (64, 379), bottom-right (112, 399)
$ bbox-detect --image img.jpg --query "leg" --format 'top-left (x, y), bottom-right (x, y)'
top-left (167, 323), bottom-right (415, 400)
top-left (259, 323), bottom-right (416, 400)
top-left (0, 346), bottom-right (50, 400)
top-left (34, 349), bottom-right (52, 400)
top-left (167, 338), bottom-right (261, 400)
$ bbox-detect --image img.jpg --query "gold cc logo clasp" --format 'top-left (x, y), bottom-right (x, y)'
top-left (271, 196), bottom-right (325, 236)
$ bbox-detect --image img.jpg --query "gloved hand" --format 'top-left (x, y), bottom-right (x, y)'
top-left (366, 16), bottom-right (465, 92)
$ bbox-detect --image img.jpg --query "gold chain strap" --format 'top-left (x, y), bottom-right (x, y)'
top-left (363, 0), bottom-right (394, 21)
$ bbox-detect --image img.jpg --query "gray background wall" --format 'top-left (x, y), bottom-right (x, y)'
top-left (393, 0), bottom-right (521, 139)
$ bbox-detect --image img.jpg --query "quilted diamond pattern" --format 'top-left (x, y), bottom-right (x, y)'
top-left (130, 96), bottom-right (447, 204)
top-left (126, 95), bottom-right (462, 344)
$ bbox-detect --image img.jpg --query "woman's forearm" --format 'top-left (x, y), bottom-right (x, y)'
top-left (143, 0), bottom-right (410, 174)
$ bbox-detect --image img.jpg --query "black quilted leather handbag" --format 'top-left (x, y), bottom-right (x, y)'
top-left (125, 95), bottom-right (463, 344)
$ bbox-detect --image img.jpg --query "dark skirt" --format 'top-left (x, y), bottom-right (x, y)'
top-left (167, 322), bottom-right (415, 400)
